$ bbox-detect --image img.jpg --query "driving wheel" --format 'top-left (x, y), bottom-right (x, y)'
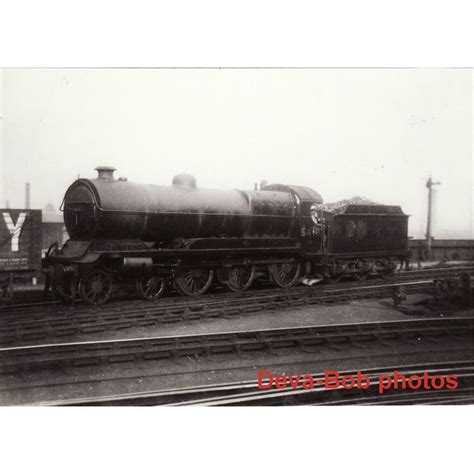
top-left (136, 274), bottom-right (167, 301)
top-left (175, 268), bottom-right (214, 296)
top-left (79, 269), bottom-right (113, 305)
top-left (268, 262), bottom-right (302, 289)
top-left (225, 265), bottom-right (256, 292)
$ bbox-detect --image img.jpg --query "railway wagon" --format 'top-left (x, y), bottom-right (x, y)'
top-left (0, 209), bottom-right (42, 302)
top-left (43, 167), bottom-right (409, 305)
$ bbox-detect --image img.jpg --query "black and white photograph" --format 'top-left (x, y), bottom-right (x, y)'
top-left (0, 2), bottom-right (473, 472)
top-left (0, 67), bottom-right (472, 407)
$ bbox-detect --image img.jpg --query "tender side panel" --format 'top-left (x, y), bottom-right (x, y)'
top-left (329, 213), bottom-right (408, 255)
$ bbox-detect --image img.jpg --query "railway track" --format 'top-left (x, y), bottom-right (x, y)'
top-left (34, 360), bottom-right (474, 406)
top-left (179, 361), bottom-right (474, 406)
top-left (2, 264), bottom-right (473, 315)
top-left (0, 315), bottom-right (472, 376)
top-left (0, 277), bottom-right (451, 346)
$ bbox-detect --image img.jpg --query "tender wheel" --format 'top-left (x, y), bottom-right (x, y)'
top-left (225, 266), bottom-right (256, 292)
top-left (325, 273), bottom-right (342, 284)
top-left (175, 268), bottom-right (214, 296)
top-left (325, 263), bottom-right (342, 283)
top-left (378, 268), bottom-right (395, 279)
top-left (268, 262), bottom-right (302, 289)
top-left (348, 262), bottom-right (368, 281)
top-left (353, 271), bottom-right (368, 281)
top-left (375, 260), bottom-right (395, 279)
top-left (79, 269), bottom-right (113, 305)
top-left (136, 274), bottom-right (167, 301)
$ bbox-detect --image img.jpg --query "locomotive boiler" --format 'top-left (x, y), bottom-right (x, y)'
top-left (63, 167), bottom-right (316, 241)
top-left (43, 167), bottom-right (409, 305)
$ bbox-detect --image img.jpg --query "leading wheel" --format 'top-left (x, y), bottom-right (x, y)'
top-left (47, 264), bottom-right (78, 303)
top-left (136, 274), bottom-right (167, 301)
top-left (268, 262), bottom-right (302, 289)
top-left (175, 268), bottom-right (214, 296)
top-left (79, 269), bottom-right (113, 305)
top-left (225, 265), bottom-right (256, 292)
top-left (56, 277), bottom-right (79, 303)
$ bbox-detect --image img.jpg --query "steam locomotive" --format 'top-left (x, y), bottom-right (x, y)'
top-left (43, 167), bottom-right (409, 305)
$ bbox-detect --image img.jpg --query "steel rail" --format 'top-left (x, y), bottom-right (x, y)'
top-left (0, 316), bottom-right (472, 375)
top-left (2, 264), bottom-right (473, 313)
top-left (170, 366), bottom-right (474, 406)
top-left (339, 388), bottom-right (474, 406)
top-left (0, 276), bottom-right (436, 322)
top-left (4, 343), bottom-right (468, 404)
top-left (35, 360), bottom-right (474, 406)
top-left (0, 277), bottom-right (449, 346)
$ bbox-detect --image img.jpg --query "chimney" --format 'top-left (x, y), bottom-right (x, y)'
top-left (95, 166), bottom-right (116, 180)
top-left (5, 200), bottom-right (10, 209)
top-left (25, 183), bottom-right (30, 209)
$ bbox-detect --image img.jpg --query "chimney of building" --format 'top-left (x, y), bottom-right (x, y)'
top-left (95, 166), bottom-right (116, 180)
top-left (25, 183), bottom-right (31, 209)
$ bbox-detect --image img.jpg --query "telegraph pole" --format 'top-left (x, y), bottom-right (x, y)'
top-left (426, 177), bottom-right (441, 260)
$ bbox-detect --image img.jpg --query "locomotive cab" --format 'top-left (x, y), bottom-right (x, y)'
top-left (261, 183), bottom-right (325, 254)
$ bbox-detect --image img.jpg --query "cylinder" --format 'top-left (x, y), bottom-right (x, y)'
top-left (123, 258), bottom-right (153, 271)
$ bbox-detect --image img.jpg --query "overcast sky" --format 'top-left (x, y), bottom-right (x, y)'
top-left (0, 68), bottom-right (472, 238)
